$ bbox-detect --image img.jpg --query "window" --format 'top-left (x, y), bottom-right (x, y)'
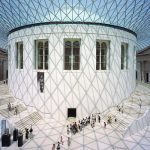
top-left (35, 40), bottom-right (48, 70)
top-left (64, 39), bottom-right (80, 70)
top-left (8, 45), bottom-right (11, 64)
top-left (133, 46), bottom-right (136, 70)
top-left (121, 43), bottom-right (128, 70)
top-left (96, 40), bottom-right (110, 70)
top-left (16, 42), bottom-right (23, 69)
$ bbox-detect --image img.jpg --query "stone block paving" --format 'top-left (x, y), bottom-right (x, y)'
top-left (0, 82), bottom-right (150, 149)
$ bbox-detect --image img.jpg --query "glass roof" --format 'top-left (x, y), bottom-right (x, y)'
top-left (0, 0), bottom-right (150, 50)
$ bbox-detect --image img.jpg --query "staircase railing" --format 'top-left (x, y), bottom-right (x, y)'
top-left (123, 109), bottom-right (150, 137)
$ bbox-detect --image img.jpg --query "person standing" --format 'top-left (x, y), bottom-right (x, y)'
top-left (8, 102), bottom-right (11, 111)
top-left (52, 144), bottom-right (55, 150)
top-left (139, 99), bottom-right (142, 109)
top-left (139, 103), bottom-right (142, 108)
top-left (93, 120), bottom-right (95, 128)
top-left (60, 136), bottom-right (64, 145)
top-left (25, 128), bottom-right (29, 139)
top-left (78, 123), bottom-right (80, 131)
top-left (104, 122), bottom-right (106, 128)
top-left (14, 106), bottom-right (18, 115)
top-left (70, 124), bottom-right (72, 134)
top-left (88, 116), bottom-right (90, 124)
top-left (121, 106), bottom-right (124, 113)
top-left (91, 120), bottom-right (94, 128)
top-left (98, 115), bottom-right (101, 123)
top-left (92, 114), bottom-right (94, 122)
top-left (67, 137), bottom-right (71, 147)
top-left (67, 125), bottom-right (70, 134)
top-left (29, 125), bottom-right (33, 139)
top-left (94, 115), bottom-right (96, 123)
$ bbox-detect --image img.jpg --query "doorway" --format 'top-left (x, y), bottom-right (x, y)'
top-left (67, 108), bottom-right (76, 118)
top-left (146, 73), bottom-right (149, 83)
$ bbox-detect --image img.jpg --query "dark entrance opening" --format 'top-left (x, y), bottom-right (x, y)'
top-left (68, 108), bottom-right (76, 118)
top-left (136, 71), bottom-right (137, 80)
top-left (146, 73), bottom-right (149, 83)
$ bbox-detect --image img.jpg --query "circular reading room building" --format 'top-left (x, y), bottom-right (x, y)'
top-left (8, 9), bottom-right (137, 121)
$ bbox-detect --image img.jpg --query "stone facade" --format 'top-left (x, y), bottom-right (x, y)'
top-left (0, 48), bottom-right (8, 81)
top-left (8, 24), bottom-right (136, 120)
top-left (137, 47), bottom-right (150, 83)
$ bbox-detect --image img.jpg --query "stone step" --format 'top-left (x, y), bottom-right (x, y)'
top-left (0, 97), bottom-right (14, 105)
top-left (111, 122), bottom-right (127, 133)
top-left (102, 109), bottom-right (134, 134)
top-left (0, 104), bottom-right (27, 118)
top-left (15, 112), bottom-right (42, 133)
top-left (108, 116), bottom-right (131, 133)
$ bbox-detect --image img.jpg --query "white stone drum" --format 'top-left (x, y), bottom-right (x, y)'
top-left (8, 23), bottom-right (136, 120)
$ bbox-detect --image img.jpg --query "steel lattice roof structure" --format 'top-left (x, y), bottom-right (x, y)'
top-left (0, 0), bottom-right (150, 49)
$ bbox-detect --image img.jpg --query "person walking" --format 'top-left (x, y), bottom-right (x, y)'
top-left (56, 141), bottom-right (60, 150)
top-left (98, 115), bottom-right (101, 123)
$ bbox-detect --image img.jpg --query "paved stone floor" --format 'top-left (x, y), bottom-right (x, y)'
top-left (0, 82), bottom-right (150, 150)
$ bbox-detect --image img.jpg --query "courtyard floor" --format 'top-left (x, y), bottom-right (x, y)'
top-left (0, 82), bottom-right (150, 150)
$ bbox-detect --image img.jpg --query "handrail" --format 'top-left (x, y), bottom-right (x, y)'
top-left (123, 109), bottom-right (150, 137)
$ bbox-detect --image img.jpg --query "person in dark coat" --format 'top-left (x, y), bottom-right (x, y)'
top-left (104, 122), bottom-right (106, 128)
top-left (67, 125), bottom-right (70, 134)
top-left (57, 141), bottom-right (60, 150)
top-left (29, 125), bottom-right (33, 138)
top-left (25, 128), bottom-right (29, 139)
top-left (98, 115), bottom-right (101, 123)
top-left (14, 106), bottom-right (18, 115)
top-left (8, 102), bottom-right (11, 111)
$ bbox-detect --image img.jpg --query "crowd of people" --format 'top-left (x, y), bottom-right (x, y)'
top-left (7, 102), bottom-right (123, 149)
top-left (66, 113), bottom-right (102, 136)
top-left (51, 114), bottom-right (102, 150)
